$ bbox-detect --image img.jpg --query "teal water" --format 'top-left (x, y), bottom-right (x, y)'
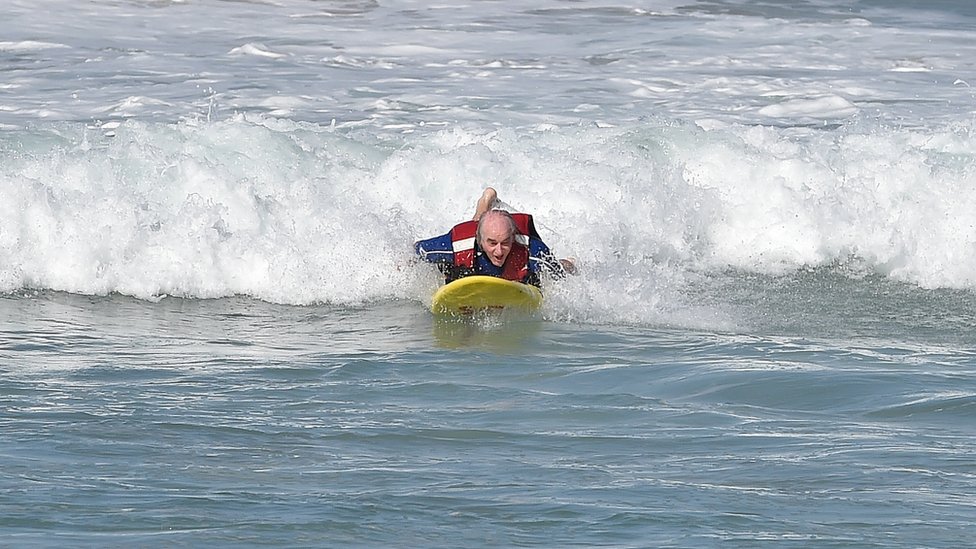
top-left (2, 280), bottom-right (974, 548)
top-left (3, 0), bottom-right (976, 545)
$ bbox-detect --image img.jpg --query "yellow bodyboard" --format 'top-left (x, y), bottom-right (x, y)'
top-left (431, 276), bottom-right (543, 316)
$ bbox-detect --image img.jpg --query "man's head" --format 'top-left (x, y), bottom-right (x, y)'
top-left (477, 210), bottom-right (518, 267)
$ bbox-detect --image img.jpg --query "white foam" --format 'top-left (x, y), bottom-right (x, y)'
top-left (0, 40), bottom-right (69, 52)
top-left (95, 96), bottom-right (174, 116)
top-left (2, 112), bottom-right (976, 328)
top-left (228, 43), bottom-right (288, 59)
top-left (2, 0), bottom-right (975, 132)
top-left (758, 95), bottom-right (858, 119)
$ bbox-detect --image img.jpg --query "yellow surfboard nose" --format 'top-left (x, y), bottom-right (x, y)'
top-left (431, 276), bottom-right (543, 316)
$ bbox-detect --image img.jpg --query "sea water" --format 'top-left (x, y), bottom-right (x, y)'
top-left (1, 0), bottom-right (975, 547)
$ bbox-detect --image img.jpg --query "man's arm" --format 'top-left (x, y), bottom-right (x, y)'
top-left (414, 232), bottom-right (454, 264)
top-left (528, 239), bottom-right (577, 279)
top-left (416, 232), bottom-right (471, 284)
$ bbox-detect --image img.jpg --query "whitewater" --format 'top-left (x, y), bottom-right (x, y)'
top-left (2, 1), bottom-right (976, 547)
top-left (4, 0), bottom-right (976, 312)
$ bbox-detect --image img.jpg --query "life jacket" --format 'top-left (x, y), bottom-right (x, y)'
top-left (449, 213), bottom-right (540, 282)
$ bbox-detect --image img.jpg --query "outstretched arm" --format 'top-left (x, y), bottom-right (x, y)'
top-left (472, 187), bottom-right (498, 221)
top-left (414, 232), bottom-right (455, 263)
top-left (531, 248), bottom-right (578, 280)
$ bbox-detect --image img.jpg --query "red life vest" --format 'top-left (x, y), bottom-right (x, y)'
top-left (449, 213), bottom-right (539, 282)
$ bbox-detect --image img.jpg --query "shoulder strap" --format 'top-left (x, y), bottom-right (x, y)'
top-left (510, 213), bottom-right (540, 240)
top-left (450, 220), bottom-right (478, 267)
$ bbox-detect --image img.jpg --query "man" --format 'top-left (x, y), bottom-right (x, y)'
top-left (414, 188), bottom-right (576, 287)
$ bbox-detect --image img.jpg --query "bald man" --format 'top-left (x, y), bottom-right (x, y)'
top-left (414, 188), bottom-right (575, 287)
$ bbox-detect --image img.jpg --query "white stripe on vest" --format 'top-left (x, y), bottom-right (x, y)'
top-left (452, 236), bottom-right (475, 253)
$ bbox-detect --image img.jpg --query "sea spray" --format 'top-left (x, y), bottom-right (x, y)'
top-left (2, 115), bottom-right (976, 317)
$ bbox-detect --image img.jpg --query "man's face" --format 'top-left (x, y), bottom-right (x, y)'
top-left (479, 214), bottom-right (514, 267)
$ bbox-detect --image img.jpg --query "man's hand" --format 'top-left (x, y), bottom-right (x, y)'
top-left (559, 258), bottom-right (578, 275)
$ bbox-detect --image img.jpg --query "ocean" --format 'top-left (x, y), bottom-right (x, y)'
top-left (2, 0), bottom-right (975, 547)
